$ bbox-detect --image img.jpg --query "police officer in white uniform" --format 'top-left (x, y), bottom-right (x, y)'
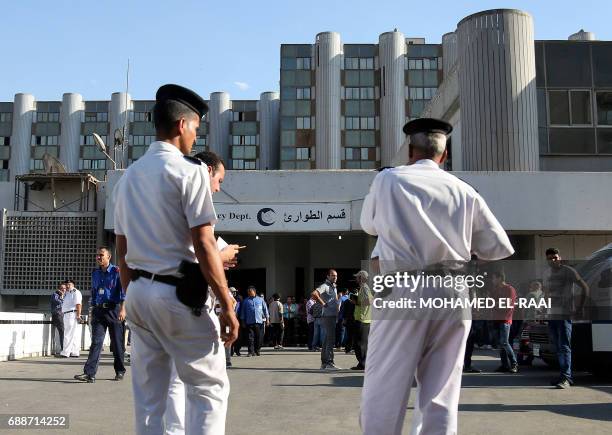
top-left (114, 84), bottom-right (239, 435)
top-left (60, 279), bottom-right (82, 358)
top-left (359, 118), bottom-right (515, 435)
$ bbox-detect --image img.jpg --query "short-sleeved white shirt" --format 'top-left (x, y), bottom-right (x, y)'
top-left (63, 289), bottom-right (82, 312)
top-left (114, 141), bottom-right (217, 276)
top-left (360, 159), bottom-right (514, 274)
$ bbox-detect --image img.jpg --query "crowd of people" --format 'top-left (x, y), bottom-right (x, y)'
top-left (221, 268), bottom-right (372, 371)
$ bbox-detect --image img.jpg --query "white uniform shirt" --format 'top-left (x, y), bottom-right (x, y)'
top-left (360, 159), bottom-right (514, 274)
top-left (114, 141), bottom-right (217, 276)
top-left (62, 288), bottom-right (82, 312)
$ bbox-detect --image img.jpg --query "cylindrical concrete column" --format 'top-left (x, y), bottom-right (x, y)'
top-left (442, 32), bottom-right (458, 76)
top-left (208, 92), bottom-right (232, 164)
top-left (259, 92), bottom-right (280, 170)
top-left (379, 30), bottom-right (407, 166)
top-left (457, 9), bottom-right (539, 171)
top-left (59, 93), bottom-right (83, 172)
top-left (110, 92), bottom-right (131, 169)
top-left (315, 31), bottom-right (342, 169)
top-left (9, 93), bottom-right (35, 179)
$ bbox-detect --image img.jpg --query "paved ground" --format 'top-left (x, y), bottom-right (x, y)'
top-left (0, 348), bottom-right (610, 434)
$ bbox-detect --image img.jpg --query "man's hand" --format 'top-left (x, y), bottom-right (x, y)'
top-left (218, 308), bottom-right (240, 347)
top-left (119, 305), bottom-right (127, 322)
top-left (219, 245), bottom-right (241, 263)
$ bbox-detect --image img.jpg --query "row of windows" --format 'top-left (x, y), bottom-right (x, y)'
top-left (80, 159), bottom-right (107, 170)
top-left (0, 113), bottom-right (12, 122)
top-left (130, 135), bottom-right (156, 146)
top-left (132, 112), bottom-right (152, 122)
top-left (281, 147), bottom-right (311, 161)
top-left (232, 159), bottom-right (256, 170)
top-left (31, 135), bottom-right (58, 146)
top-left (281, 116), bottom-right (316, 130)
top-left (345, 87), bottom-right (375, 100)
top-left (82, 135), bottom-right (107, 146)
top-left (345, 117), bottom-right (376, 130)
top-left (540, 127), bottom-right (612, 154)
top-left (231, 146), bottom-right (257, 159)
top-left (345, 147), bottom-right (374, 161)
top-left (545, 90), bottom-right (612, 127)
top-left (408, 87), bottom-right (438, 100)
top-left (36, 112), bottom-right (60, 123)
top-left (345, 130), bottom-right (376, 147)
top-left (407, 58), bottom-right (441, 71)
top-left (281, 57), bottom-right (312, 70)
top-left (407, 70), bottom-right (439, 87)
top-left (232, 135), bottom-right (257, 145)
top-left (85, 112), bottom-right (108, 122)
top-left (345, 57), bottom-right (375, 70)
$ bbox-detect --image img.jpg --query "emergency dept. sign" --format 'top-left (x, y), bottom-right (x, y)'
top-left (214, 203), bottom-right (351, 232)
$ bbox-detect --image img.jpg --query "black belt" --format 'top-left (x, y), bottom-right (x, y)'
top-left (133, 269), bottom-right (181, 286)
top-left (63, 310), bottom-right (76, 314)
top-left (95, 302), bottom-right (118, 309)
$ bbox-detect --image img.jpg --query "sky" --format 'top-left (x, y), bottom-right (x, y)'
top-left (1, 0), bottom-right (610, 102)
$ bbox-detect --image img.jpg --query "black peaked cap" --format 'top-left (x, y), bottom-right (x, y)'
top-left (403, 117), bottom-right (453, 136)
top-left (156, 84), bottom-right (208, 118)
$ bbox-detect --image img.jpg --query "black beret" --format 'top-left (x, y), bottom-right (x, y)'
top-left (156, 84), bottom-right (208, 119)
top-left (403, 118), bottom-right (453, 136)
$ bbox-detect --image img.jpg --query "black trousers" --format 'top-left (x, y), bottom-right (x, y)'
top-left (51, 313), bottom-right (64, 351)
top-left (270, 323), bottom-right (284, 346)
top-left (247, 323), bottom-right (262, 354)
top-left (354, 321), bottom-right (370, 367)
top-left (464, 324), bottom-right (476, 368)
top-left (232, 326), bottom-right (245, 355)
top-left (307, 322), bottom-right (314, 350)
top-left (84, 306), bottom-right (126, 377)
top-left (344, 320), bottom-right (355, 352)
top-left (284, 318), bottom-right (296, 346)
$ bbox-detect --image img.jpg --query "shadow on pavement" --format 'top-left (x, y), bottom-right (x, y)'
top-left (458, 402), bottom-right (612, 422)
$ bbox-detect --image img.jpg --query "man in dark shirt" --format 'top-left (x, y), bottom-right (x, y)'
top-left (545, 247), bottom-right (589, 389)
top-left (50, 282), bottom-right (66, 356)
top-left (74, 246), bottom-right (126, 383)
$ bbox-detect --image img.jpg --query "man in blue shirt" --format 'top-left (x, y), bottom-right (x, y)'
top-left (74, 246), bottom-right (126, 383)
top-left (50, 282), bottom-right (66, 355)
top-left (240, 286), bottom-right (266, 356)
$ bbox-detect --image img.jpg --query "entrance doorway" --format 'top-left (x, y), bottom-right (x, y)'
top-left (226, 268), bottom-right (266, 299)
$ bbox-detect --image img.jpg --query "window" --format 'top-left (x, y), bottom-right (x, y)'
top-left (593, 43), bottom-right (612, 87)
top-left (81, 159), bottom-right (107, 170)
top-left (31, 135), bottom-right (59, 146)
top-left (132, 112), bottom-right (152, 122)
top-left (296, 57), bottom-right (311, 70)
top-left (0, 137), bottom-right (10, 146)
top-left (0, 113), bottom-right (12, 122)
top-left (36, 112), bottom-right (60, 122)
top-left (232, 112), bottom-right (245, 121)
top-left (596, 92), bottom-right (612, 125)
top-left (549, 90), bottom-right (593, 126)
top-left (232, 159), bottom-right (256, 170)
top-left (345, 117), bottom-right (375, 130)
top-left (422, 58), bottom-right (438, 70)
top-left (345, 58), bottom-right (359, 70)
top-left (571, 91), bottom-right (592, 125)
top-left (296, 117), bottom-right (311, 129)
top-left (85, 112), bottom-right (108, 122)
top-left (83, 134), bottom-right (108, 145)
top-left (296, 147), bottom-right (309, 160)
top-left (232, 135), bottom-right (257, 145)
top-left (195, 135), bottom-right (207, 146)
top-left (408, 59), bottom-right (423, 70)
top-left (129, 135), bottom-right (155, 146)
top-left (360, 87), bottom-right (374, 99)
top-left (296, 87), bottom-right (311, 100)
top-left (548, 91), bottom-right (570, 125)
top-left (359, 58), bottom-right (374, 70)
top-left (30, 159), bottom-right (44, 170)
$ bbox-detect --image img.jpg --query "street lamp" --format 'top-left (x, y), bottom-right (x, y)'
top-left (92, 133), bottom-right (117, 170)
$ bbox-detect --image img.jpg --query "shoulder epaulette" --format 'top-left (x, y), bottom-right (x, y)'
top-left (184, 155), bottom-right (202, 165)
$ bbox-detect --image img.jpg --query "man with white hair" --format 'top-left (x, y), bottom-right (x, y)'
top-left (360, 118), bottom-right (515, 435)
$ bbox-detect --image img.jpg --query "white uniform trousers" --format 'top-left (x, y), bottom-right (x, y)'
top-left (60, 312), bottom-right (81, 357)
top-left (164, 363), bottom-right (186, 435)
top-left (126, 278), bottom-right (229, 435)
top-left (360, 317), bottom-right (470, 435)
